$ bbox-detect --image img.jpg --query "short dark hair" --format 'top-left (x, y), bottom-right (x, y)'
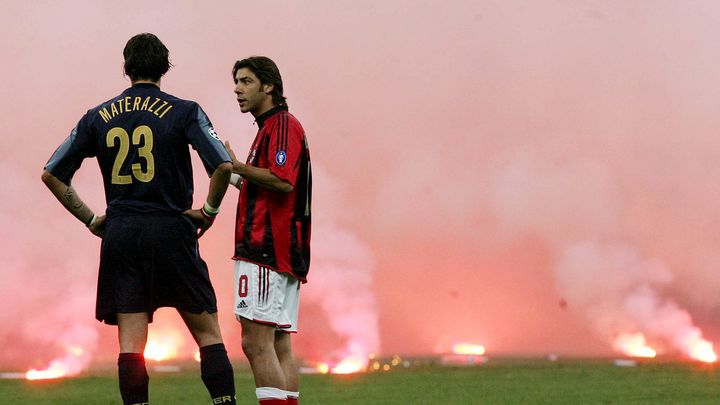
top-left (123, 33), bottom-right (171, 82)
top-left (232, 56), bottom-right (286, 106)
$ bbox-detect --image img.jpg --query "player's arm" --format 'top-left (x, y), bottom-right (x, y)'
top-left (206, 162), bottom-right (233, 207)
top-left (224, 140), bottom-right (293, 193)
top-left (182, 104), bottom-right (235, 236)
top-left (183, 162), bottom-right (233, 237)
top-left (41, 170), bottom-right (106, 237)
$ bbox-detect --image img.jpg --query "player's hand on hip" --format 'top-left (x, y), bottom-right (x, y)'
top-left (88, 215), bottom-right (106, 238)
top-left (182, 209), bottom-right (213, 238)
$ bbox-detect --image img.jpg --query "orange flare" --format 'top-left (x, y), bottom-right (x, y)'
top-left (143, 330), bottom-right (184, 361)
top-left (26, 345), bottom-right (88, 380)
top-left (613, 333), bottom-right (656, 358)
top-left (331, 354), bottom-right (367, 374)
top-left (316, 363), bottom-right (330, 374)
top-left (687, 337), bottom-right (717, 363)
top-left (452, 343), bottom-right (486, 356)
top-left (144, 340), bottom-right (176, 361)
top-left (26, 362), bottom-right (67, 380)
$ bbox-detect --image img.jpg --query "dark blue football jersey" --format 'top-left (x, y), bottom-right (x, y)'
top-left (44, 83), bottom-right (231, 215)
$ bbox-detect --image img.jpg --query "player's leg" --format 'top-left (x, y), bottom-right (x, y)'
top-left (235, 261), bottom-right (289, 404)
top-left (274, 331), bottom-right (299, 404)
top-left (179, 309), bottom-right (223, 347)
top-left (179, 310), bottom-right (236, 404)
top-left (117, 312), bottom-right (150, 405)
top-left (240, 317), bottom-right (286, 387)
top-left (275, 276), bottom-right (301, 404)
top-left (240, 317), bottom-right (288, 404)
top-left (101, 217), bottom-right (150, 404)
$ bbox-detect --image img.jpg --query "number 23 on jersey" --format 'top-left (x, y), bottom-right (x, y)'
top-left (106, 125), bottom-right (155, 184)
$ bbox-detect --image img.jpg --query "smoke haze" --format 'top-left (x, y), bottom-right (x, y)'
top-left (3, 1), bottom-right (720, 370)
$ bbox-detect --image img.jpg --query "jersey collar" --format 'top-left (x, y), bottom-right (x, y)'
top-left (255, 105), bottom-right (288, 128)
top-left (131, 83), bottom-right (160, 89)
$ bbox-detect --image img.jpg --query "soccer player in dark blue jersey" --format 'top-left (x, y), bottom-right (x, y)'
top-left (42, 33), bottom-right (236, 405)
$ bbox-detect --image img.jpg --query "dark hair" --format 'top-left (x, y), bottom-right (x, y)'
top-left (123, 33), bottom-right (171, 82)
top-left (232, 56), bottom-right (286, 106)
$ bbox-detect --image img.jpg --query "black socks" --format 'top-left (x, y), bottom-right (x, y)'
top-left (200, 343), bottom-right (236, 404)
top-left (117, 344), bottom-right (235, 404)
top-left (118, 353), bottom-right (149, 405)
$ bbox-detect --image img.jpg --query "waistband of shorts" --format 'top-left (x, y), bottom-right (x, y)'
top-left (108, 211), bottom-right (184, 219)
top-left (232, 258), bottom-right (307, 283)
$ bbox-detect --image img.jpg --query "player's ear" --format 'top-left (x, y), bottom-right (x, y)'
top-left (263, 83), bottom-right (274, 94)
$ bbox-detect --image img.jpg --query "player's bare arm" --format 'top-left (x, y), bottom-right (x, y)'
top-left (182, 161), bottom-right (232, 237)
top-left (41, 170), bottom-right (106, 237)
top-left (224, 140), bottom-right (293, 193)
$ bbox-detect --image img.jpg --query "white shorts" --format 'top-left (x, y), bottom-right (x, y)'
top-left (233, 260), bottom-right (300, 332)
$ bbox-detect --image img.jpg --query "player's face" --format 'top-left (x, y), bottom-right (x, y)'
top-left (234, 68), bottom-right (272, 115)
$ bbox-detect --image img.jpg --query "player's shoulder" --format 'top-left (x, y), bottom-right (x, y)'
top-left (87, 93), bottom-right (122, 115)
top-left (78, 93), bottom-right (125, 127)
top-left (267, 109), bottom-right (305, 135)
top-left (156, 91), bottom-right (215, 126)
top-left (158, 90), bottom-right (201, 112)
top-left (285, 111), bottom-right (303, 127)
top-left (286, 111), bottom-right (305, 136)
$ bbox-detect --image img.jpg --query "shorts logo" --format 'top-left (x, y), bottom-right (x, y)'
top-left (207, 127), bottom-right (221, 141)
top-left (275, 150), bottom-right (287, 166)
top-left (237, 300), bottom-right (248, 309)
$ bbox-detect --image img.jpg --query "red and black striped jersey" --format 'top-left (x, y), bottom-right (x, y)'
top-left (233, 106), bottom-right (312, 282)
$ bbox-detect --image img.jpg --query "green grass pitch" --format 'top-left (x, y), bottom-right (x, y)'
top-left (2, 358), bottom-right (719, 404)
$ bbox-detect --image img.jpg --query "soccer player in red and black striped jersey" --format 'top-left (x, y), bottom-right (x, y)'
top-left (224, 56), bottom-right (311, 405)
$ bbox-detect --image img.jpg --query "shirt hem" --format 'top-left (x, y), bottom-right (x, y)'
top-left (231, 256), bottom-right (307, 283)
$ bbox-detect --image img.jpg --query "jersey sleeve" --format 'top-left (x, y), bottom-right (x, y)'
top-left (265, 115), bottom-right (304, 187)
top-left (43, 113), bottom-right (96, 185)
top-left (185, 104), bottom-right (231, 176)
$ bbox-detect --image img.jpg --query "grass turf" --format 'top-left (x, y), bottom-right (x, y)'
top-left (2, 358), bottom-right (719, 404)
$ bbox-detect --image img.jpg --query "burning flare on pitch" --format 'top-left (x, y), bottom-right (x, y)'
top-left (143, 329), bottom-right (185, 361)
top-left (310, 351), bottom-right (370, 374)
top-left (613, 333), bottom-right (656, 358)
top-left (331, 353), bottom-right (368, 374)
top-left (26, 346), bottom-right (87, 380)
top-left (144, 340), bottom-right (177, 361)
top-left (452, 343), bottom-right (486, 356)
top-left (614, 330), bottom-right (718, 363)
top-left (682, 330), bottom-right (717, 363)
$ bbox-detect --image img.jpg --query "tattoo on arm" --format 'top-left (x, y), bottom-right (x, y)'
top-left (63, 187), bottom-right (85, 210)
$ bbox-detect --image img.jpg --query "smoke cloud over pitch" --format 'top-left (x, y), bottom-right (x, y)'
top-left (3, 1), bottom-right (720, 369)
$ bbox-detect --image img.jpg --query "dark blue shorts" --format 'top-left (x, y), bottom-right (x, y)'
top-left (96, 214), bottom-right (217, 325)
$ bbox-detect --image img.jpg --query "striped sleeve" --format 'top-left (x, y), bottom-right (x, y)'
top-left (265, 113), bottom-right (303, 186)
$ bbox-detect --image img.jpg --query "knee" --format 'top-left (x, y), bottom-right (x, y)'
top-left (241, 336), bottom-right (273, 359)
top-left (274, 342), bottom-right (292, 360)
top-left (274, 333), bottom-right (293, 359)
top-left (195, 331), bottom-right (223, 348)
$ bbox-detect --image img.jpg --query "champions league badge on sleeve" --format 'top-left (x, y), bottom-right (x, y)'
top-left (275, 150), bottom-right (287, 166)
top-left (207, 127), bottom-right (221, 141)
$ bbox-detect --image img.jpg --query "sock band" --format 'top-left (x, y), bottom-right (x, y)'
top-left (256, 386), bottom-right (287, 399)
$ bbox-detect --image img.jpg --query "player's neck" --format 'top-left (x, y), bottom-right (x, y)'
top-left (251, 101), bottom-right (277, 118)
top-left (132, 79), bottom-right (161, 88)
